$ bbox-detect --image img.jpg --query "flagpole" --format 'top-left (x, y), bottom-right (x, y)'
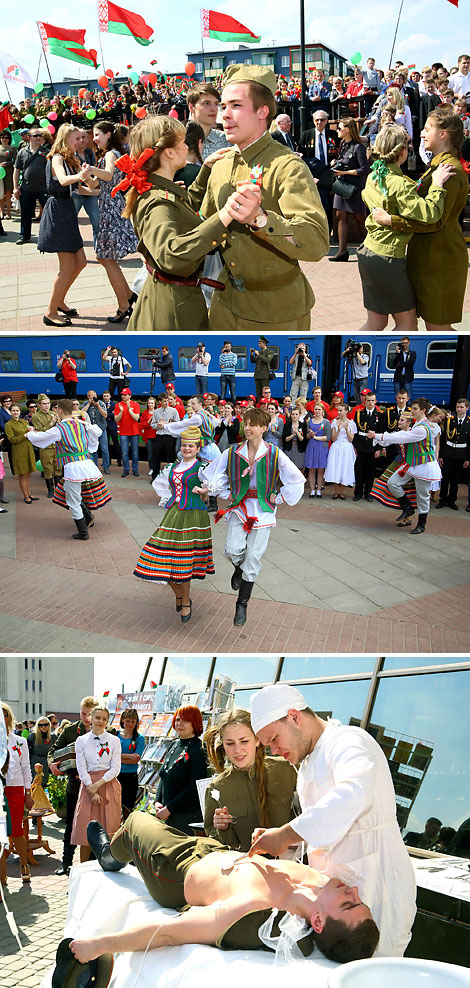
top-left (36, 51), bottom-right (42, 85)
top-left (388, 0), bottom-right (404, 70)
top-left (200, 9), bottom-right (206, 81)
top-left (3, 78), bottom-right (12, 102)
top-left (36, 23), bottom-right (56, 94)
top-left (96, 1), bottom-right (106, 71)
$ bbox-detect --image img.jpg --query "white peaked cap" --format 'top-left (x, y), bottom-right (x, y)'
top-left (250, 684), bottom-right (308, 735)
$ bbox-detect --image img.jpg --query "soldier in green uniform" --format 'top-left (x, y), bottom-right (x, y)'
top-left (196, 64), bottom-right (329, 332)
top-left (31, 394), bottom-right (62, 498)
top-left (251, 336), bottom-right (273, 400)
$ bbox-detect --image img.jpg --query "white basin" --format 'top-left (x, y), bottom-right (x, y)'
top-left (327, 957), bottom-right (470, 988)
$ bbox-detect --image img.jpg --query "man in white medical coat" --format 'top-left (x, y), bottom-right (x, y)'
top-left (249, 684), bottom-right (416, 957)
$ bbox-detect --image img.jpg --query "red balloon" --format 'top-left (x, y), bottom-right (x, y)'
top-left (185, 61), bottom-right (196, 77)
top-left (98, 75), bottom-right (109, 89)
top-left (78, 87), bottom-right (87, 99)
top-left (48, 124), bottom-right (55, 134)
top-left (168, 108), bottom-right (179, 118)
top-left (148, 73), bottom-right (157, 86)
top-left (139, 74), bottom-right (148, 85)
top-left (135, 106), bottom-right (147, 119)
top-left (105, 68), bottom-right (114, 79)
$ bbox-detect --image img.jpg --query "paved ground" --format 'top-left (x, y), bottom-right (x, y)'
top-left (1, 465), bottom-right (469, 653)
top-left (1, 210), bottom-right (469, 332)
top-left (1, 815), bottom-right (69, 988)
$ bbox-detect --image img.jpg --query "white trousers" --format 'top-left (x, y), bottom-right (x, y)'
top-left (225, 514), bottom-right (271, 582)
top-left (63, 479), bottom-right (84, 519)
top-left (290, 377), bottom-right (309, 401)
top-left (387, 469), bottom-right (432, 515)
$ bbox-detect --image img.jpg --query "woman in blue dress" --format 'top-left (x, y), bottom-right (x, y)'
top-left (305, 402), bottom-right (331, 498)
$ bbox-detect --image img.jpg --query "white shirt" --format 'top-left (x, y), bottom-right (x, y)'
top-left (201, 438), bottom-right (305, 529)
top-left (374, 421), bottom-right (441, 480)
top-left (6, 734), bottom-right (32, 788)
top-left (448, 71), bottom-right (470, 96)
top-left (191, 352), bottom-right (211, 377)
top-left (290, 719), bottom-right (416, 957)
top-left (27, 422), bottom-right (103, 481)
top-left (75, 730), bottom-right (121, 786)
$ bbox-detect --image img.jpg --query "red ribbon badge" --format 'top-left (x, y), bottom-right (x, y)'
top-left (111, 148), bottom-right (155, 198)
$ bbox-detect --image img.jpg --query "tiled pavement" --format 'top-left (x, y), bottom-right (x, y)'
top-left (1, 815), bottom-right (70, 988)
top-left (1, 466), bottom-right (469, 653)
top-left (1, 212), bottom-right (469, 333)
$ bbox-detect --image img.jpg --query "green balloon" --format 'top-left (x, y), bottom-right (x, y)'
top-left (35, 459), bottom-right (42, 472)
top-left (35, 83), bottom-right (44, 94)
top-left (40, 118), bottom-right (49, 128)
top-left (0, 166), bottom-right (5, 179)
top-left (86, 108), bottom-right (96, 120)
top-left (351, 52), bottom-right (362, 66)
top-left (129, 70), bottom-right (139, 84)
top-left (24, 114), bottom-right (35, 124)
top-left (11, 131), bottom-right (22, 147)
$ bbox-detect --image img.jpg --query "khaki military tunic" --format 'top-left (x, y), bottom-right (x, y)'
top-left (127, 169), bottom-right (228, 333)
top-left (204, 756), bottom-right (297, 852)
top-left (31, 409), bottom-right (61, 479)
top-left (195, 131), bottom-right (329, 329)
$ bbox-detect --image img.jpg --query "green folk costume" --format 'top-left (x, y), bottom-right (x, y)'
top-left (195, 131), bottom-right (329, 329)
top-left (389, 151), bottom-right (468, 324)
top-left (204, 756), bottom-right (297, 852)
top-left (127, 168), bottom-right (228, 333)
top-left (4, 419), bottom-right (37, 476)
top-left (30, 410), bottom-right (61, 479)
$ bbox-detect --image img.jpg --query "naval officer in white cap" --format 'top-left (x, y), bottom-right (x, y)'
top-left (249, 683), bottom-right (416, 958)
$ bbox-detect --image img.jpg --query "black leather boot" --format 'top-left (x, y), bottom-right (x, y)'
top-left (45, 477), bottom-right (54, 499)
top-left (395, 494), bottom-right (414, 524)
top-left (207, 496), bottom-right (218, 513)
top-left (87, 822), bottom-right (125, 872)
top-left (81, 501), bottom-right (94, 528)
top-left (72, 517), bottom-right (89, 540)
top-left (410, 513), bottom-right (427, 534)
top-left (231, 564), bottom-right (243, 591)
top-left (234, 579), bottom-right (254, 626)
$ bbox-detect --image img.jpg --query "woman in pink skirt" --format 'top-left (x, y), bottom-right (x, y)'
top-left (71, 706), bottom-right (121, 862)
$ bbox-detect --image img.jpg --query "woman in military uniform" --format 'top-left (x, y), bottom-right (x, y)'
top-left (204, 708), bottom-right (297, 852)
top-left (31, 394), bottom-right (62, 498)
top-left (115, 115), bottom-right (257, 332)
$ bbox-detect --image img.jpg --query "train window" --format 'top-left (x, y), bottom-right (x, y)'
top-left (138, 347), bottom-right (162, 372)
top-left (426, 341), bottom-right (457, 371)
top-left (32, 350), bottom-right (53, 373)
top-left (385, 342), bottom-right (400, 370)
top-left (0, 350), bottom-right (20, 372)
top-left (68, 350), bottom-right (87, 372)
top-left (178, 346), bottom-right (249, 372)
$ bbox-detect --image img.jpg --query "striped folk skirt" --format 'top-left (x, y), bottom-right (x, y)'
top-left (370, 457), bottom-right (417, 510)
top-left (134, 503), bottom-right (215, 584)
top-left (52, 477), bottom-right (112, 510)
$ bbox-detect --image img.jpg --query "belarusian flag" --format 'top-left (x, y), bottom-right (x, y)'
top-left (201, 9), bottom-right (260, 43)
top-left (446, 0), bottom-right (458, 5)
top-left (37, 22), bottom-right (98, 68)
top-left (98, 1), bottom-right (154, 46)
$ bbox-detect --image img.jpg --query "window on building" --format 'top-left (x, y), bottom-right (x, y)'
top-left (38, 659), bottom-right (42, 670)
top-left (280, 656), bottom-right (375, 678)
top-left (214, 656), bottom-right (280, 685)
top-left (25, 679), bottom-right (28, 690)
top-left (32, 659), bottom-right (35, 669)
top-left (31, 350), bottom-right (53, 373)
top-left (32, 703), bottom-right (35, 714)
top-left (196, 62), bottom-right (203, 73)
top-left (281, 55), bottom-right (290, 68)
top-left (25, 702), bottom-right (28, 714)
top-left (24, 659), bottom-right (28, 669)
top-left (162, 656), bottom-right (213, 690)
top-left (39, 704), bottom-right (42, 714)
top-left (244, 58), bottom-right (252, 65)
top-left (0, 350), bottom-right (20, 372)
top-left (32, 681), bottom-right (35, 691)
top-left (39, 681), bottom-right (42, 692)
top-left (426, 341), bottom-right (457, 371)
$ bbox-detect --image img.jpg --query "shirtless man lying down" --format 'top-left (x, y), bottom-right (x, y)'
top-left (69, 814), bottom-right (379, 968)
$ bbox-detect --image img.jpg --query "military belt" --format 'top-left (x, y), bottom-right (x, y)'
top-left (225, 264), bottom-right (299, 293)
top-left (446, 441), bottom-right (467, 448)
top-left (145, 262), bottom-right (225, 291)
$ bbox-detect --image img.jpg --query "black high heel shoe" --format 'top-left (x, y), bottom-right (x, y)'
top-left (181, 600), bottom-right (192, 624)
top-left (43, 315), bottom-right (72, 327)
top-left (176, 598), bottom-right (183, 612)
top-left (107, 305), bottom-right (133, 323)
top-left (128, 292), bottom-right (138, 306)
top-left (58, 306), bottom-right (79, 317)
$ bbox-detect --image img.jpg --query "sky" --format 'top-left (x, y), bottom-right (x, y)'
top-left (0, 0), bottom-right (467, 101)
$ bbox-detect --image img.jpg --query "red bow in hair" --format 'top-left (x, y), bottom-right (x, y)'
top-left (111, 147), bottom-right (155, 198)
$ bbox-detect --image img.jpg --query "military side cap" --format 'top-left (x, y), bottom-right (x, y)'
top-left (222, 64), bottom-right (277, 96)
top-left (52, 938), bottom-right (114, 988)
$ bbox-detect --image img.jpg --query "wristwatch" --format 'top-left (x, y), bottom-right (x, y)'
top-left (250, 209), bottom-right (268, 231)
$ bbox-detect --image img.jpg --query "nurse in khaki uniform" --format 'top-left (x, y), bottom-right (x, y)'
top-left (31, 394), bottom-right (62, 498)
top-left (115, 115), bottom-right (258, 333)
top-left (198, 65), bottom-right (329, 332)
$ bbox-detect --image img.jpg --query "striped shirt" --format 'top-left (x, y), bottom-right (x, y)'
top-left (219, 352), bottom-right (238, 376)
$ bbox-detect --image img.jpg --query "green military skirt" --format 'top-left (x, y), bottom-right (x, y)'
top-left (357, 244), bottom-right (416, 315)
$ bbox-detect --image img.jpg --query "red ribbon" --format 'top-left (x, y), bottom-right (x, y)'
top-left (111, 147), bottom-right (155, 198)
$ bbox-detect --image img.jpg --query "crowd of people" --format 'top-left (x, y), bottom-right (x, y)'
top-left (1, 52), bottom-right (467, 332)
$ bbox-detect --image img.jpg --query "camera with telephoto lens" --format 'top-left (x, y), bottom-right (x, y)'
top-left (343, 338), bottom-right (361, 359)
top-left (143, 348), bottom-right (161, 362)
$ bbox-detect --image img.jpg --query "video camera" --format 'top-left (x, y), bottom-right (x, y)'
top-left (343, 339), bottom-right (362, 359)
top-left (143, 348), bottom-right (161, 363)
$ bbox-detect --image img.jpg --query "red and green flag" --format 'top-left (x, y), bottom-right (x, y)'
top-left (201, 9), bottom-right (260, 43)
top-left (98, 1), bottom-right (154, 46)
top-left (37, 22), bottom-right (98, 68)
top-left (446, 0), bottom-right (458, 5)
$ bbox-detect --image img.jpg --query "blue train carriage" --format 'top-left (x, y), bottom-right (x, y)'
top-left (0, 334), bottom-right (323, 401)
top-left (338, 335), bottom-right (458, 406)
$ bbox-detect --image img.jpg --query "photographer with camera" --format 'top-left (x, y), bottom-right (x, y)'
top-left (56, 351), bottom-right (78, 399)
top-left (190, 343), bottom-right (211, 396)
top-left (103, 346), bottom-right (132, 399)
top-left (391, 337), bottom-right (416, 398)
top-left (153, 345), bottom-right (176, 387)
top-left (219, 340), bottom-right (238, 402)
top-left (81, 391), bottom-right (110, 473)
top-left (341, 341), bottom-right (370, 403)
top-left (289, 342), bottom-right (315, 401)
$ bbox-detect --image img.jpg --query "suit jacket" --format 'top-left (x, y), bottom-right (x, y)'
top-left (391, 348), bottom-right (416, 383)
top-left (298, 126), bottom-right (339, 188)
top-left (353, 407), bottom-right (385, 453)
top-left (271, 129), bottom-right (298, 152)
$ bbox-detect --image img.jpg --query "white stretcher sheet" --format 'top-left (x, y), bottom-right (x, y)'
top-left (40, 862), bottom-right (339, 988)
top-left (412, 856), bottom-right (470, 902)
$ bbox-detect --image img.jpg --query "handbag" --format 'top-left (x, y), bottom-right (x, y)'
top-left (269, 368), bottom-right (276, 381)
top-left (55, 371), bottom-right (64, 383)
top-left (332, 177), bottom-right (355, 199)
top-left (306, 367), bottom-right (315, 382)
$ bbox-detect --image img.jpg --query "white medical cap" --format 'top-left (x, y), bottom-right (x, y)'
top-left (250, 684), bottom-right (308, 735)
